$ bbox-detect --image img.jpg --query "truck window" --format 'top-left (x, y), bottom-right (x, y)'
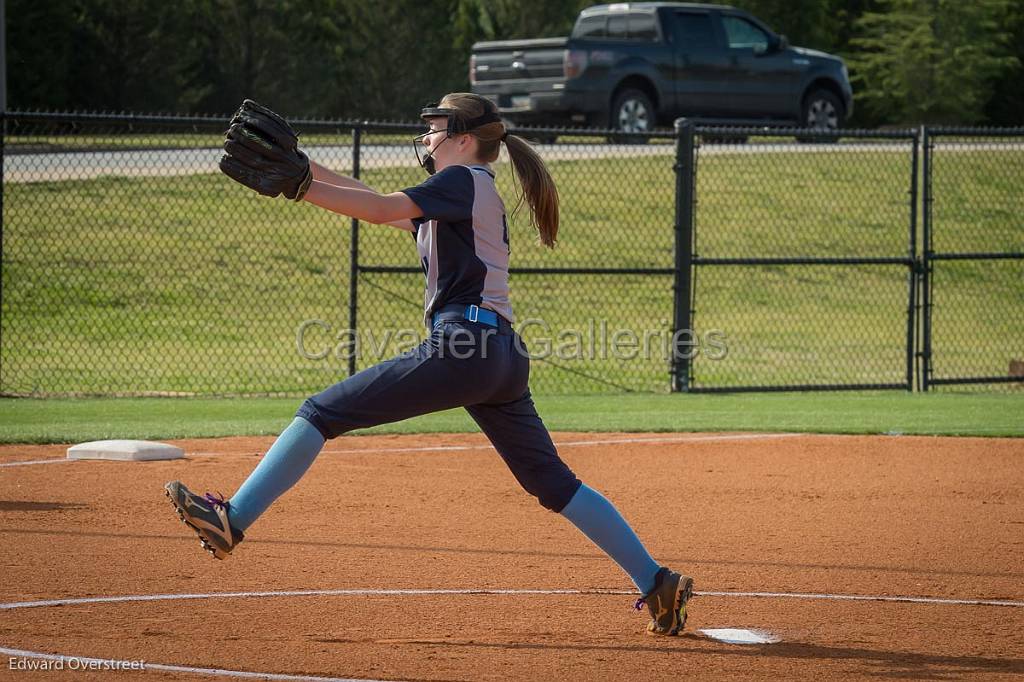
top-left (629, 13), bottom-right (658, 41)
top-left (671, 11), bottom-right (717, 50)
top-left (722, 16), bottom-right (769, 51)
top-left (574, 15), bottom-right (606, 39)
top-left (607, 14), bottom-right (628, 40)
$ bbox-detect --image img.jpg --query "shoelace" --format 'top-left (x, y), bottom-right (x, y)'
top-left (633, 597), bottom-right (646, 611)
top-left (203, 492), bottom-right (230, 510)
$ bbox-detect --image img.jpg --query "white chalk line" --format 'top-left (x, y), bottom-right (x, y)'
top-left (0, 588), bottom-right (618, 611)
top-left (697, 590), bottom-right (1024, 608)
top-left (3, 587), bottom-right (1020, 682)
top-left (0, 458), bottom-right (75, 468)
top-left (3, 586), bottom-right (1021, 611)
top-left (0, 432), bottom-right (803, 468)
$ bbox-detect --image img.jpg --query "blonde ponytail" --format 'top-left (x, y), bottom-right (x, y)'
top-left (503, 133), bottom-right (559, 248)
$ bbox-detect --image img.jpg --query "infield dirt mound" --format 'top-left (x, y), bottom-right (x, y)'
top-left (1, 431), bottom-right (1022, 680)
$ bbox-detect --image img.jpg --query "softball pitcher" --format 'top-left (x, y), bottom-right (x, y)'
top-left (165, 93), bottom-right (693, 636)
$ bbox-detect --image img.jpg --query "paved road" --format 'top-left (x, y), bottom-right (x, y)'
top-left (4, 141), bottom-right (1020, 183)
top-left (4, 144), bottom-right (675, 183)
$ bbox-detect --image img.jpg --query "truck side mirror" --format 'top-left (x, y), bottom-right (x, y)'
top-left (757, 34), bottom-right (787, 56)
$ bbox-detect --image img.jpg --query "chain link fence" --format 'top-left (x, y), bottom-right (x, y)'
top-left (1, 112), bottom-right (678, 396)
top-left (1, 112), bottom-right (1021, 397)
top-left (922, 128), bottom-right (1024, 391)
top-left (3, 113), bottom-right (367, 396)
top-left (681, 125), bottom-right (919, 391)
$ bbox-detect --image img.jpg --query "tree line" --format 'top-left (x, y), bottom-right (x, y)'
top-left (7, 0), bottom-right (1022, 126)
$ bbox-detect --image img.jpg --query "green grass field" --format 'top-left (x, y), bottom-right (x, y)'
top-left (0, 392), bottom-right (1021, 444)
top-left (2, 141), bottom-right (1021, 397)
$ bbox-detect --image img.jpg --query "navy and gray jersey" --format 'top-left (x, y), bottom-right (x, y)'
top-left (401, 164), bottom-right (513, 327)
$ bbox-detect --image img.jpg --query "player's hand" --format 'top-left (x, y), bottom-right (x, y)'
top-left (229, 99), bottom-right (300, 152)
top-left (219, 99), bottom-right (312, 201)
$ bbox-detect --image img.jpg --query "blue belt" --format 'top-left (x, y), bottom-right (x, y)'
top-left (431, 304), bottom-right (503, 329)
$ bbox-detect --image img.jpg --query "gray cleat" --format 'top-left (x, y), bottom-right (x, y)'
top-left (165, 481), bottom-right (244, 560)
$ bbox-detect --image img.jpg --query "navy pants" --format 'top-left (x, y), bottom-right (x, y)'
top-left (296, 317), bottom-right (582, 512)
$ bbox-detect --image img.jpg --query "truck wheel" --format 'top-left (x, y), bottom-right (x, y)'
top-left (609, 89), bottom-right (653, 144)
top-left (797, 89), bottom-right (843, 143)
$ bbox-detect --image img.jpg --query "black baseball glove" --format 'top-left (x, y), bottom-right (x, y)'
top-left (219, 99), bottom-right (312, 201)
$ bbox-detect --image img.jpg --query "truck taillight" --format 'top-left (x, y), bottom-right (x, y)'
top-left (563, 49), bottom-right (587, 79)
top-left (469, 54), bottom-right (477, 86)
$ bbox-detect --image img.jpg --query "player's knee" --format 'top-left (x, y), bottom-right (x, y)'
top-left (532, 474), bottom-right (583, 513)
top-left (295, 398), bottom-right (336, 441)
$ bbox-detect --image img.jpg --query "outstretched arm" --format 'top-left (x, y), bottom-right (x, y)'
top-left (219, 101), bottom-right (418, 230)
top-left (310, 161), bottom-right (371, 191)
top-left (307, 161), bottom-right (417, 232)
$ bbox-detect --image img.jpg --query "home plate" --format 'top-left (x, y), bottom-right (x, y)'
top-left (699, 628), bottom-right (779, 644)
top-left (67, 440), bottom-right (184, 461)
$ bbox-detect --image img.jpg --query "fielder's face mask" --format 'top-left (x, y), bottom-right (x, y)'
top-left (413, 106), bottom-right (502, 175)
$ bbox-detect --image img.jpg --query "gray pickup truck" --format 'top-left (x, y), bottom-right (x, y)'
top-left (470, 2), bottom-right (853, 139)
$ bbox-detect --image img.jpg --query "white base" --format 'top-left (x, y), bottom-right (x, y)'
top-left (698, 628), bottom-right (779, 645)
top-left (67, 440), bottom-right (184, 461)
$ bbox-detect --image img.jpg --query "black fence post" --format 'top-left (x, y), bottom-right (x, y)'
top-left (671, 118), bottom-right (695, 393)
top-left (347, 125), bottom-right (361, 378)
top-left (920, 126), bottom-right (932, 392)
top-left (906, 128), bottom-right (919, 391)
top-left (0, 109), bottom-right (4, 394)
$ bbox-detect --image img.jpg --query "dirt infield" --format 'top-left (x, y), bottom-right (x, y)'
top-left (1, 431), bottom-right (1022, 680)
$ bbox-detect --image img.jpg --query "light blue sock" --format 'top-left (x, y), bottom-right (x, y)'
top-left (227, 417), bottom-right (326, 531)
top-left (560, 483), bottom-right (662, 595)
